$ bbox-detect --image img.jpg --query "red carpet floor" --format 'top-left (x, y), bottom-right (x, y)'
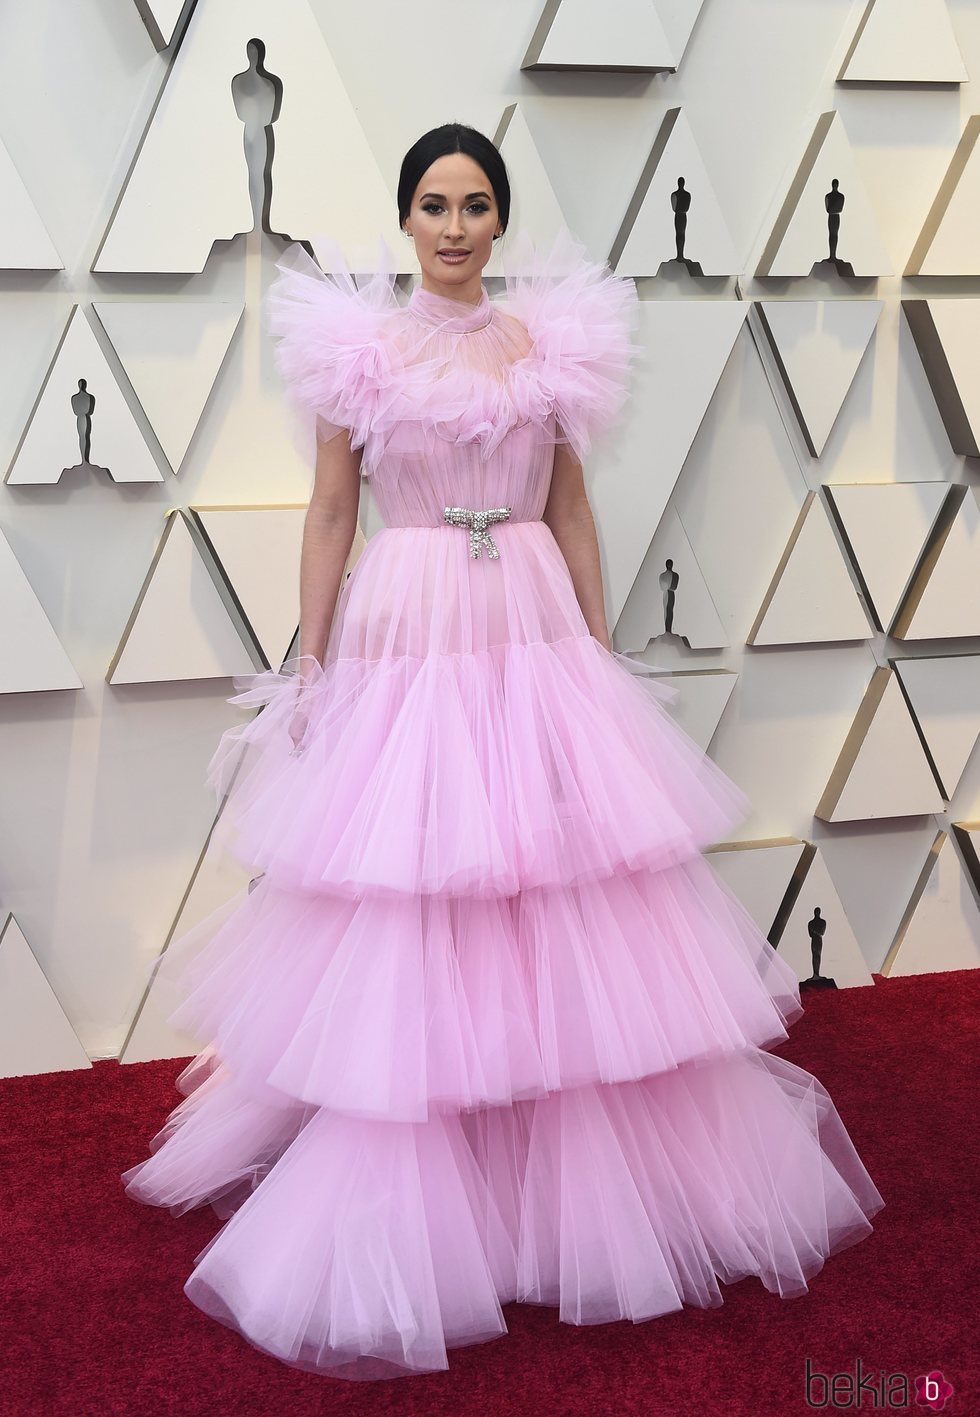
top-left (3, 967), bottom-right (977, 1417)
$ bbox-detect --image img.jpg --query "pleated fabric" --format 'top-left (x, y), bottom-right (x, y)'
top-left (122, 223), bottom-right (884, 1380)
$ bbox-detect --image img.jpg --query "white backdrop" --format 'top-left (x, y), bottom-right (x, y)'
top-left (1, 0), bottom-right (978, 1065)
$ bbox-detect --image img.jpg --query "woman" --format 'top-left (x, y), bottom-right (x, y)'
top-left (122, 123), bottom-right (884, 1381)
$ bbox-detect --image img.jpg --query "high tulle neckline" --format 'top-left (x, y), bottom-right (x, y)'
top-left (408, 281), bottom-right (493, 333)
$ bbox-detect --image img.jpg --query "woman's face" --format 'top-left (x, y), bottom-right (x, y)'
top-left (403, 152), bottom-right (502, 300)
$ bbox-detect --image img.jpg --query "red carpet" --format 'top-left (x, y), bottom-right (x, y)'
top-left (3, 968), bottom-right (976, 1416)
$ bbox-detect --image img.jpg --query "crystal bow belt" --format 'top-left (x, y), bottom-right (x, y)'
top-left (443, 504), bottom-right (512, 559)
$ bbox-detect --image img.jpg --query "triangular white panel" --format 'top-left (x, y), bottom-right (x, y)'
top-left (758, 111), bottom-right (893, 277)
top-left (656, 0), bottom-right (706, 64)
top-left (0, 137), bottom-right (62, 269)
top-left (136, 0), bottom-right (190, 51)
top-left (595, 300), bottom-right (747, 624)
top-left (775, 847), bottom-right (875, 988)
top-left (894, 656), bottom-right (980, 799)
top-left (894, 487), bottom-right (980, 640)
top-left (97, 0), bottom-right (402, 273)
top-left (484, 107), bottom-right (568, 277)
top-left (758, 300), bottom-right (882, 455)
top-left (0, 914), bottom-right (92, 1078)
top-left (826, 481), bottom-right (951, 632)
top-left (121, 840), bottom-right (255, 1064)
top-left (522, 0), bottom-right (676, 71)
top-left (95, 300), bottom-right (244, 476)
top-left (906, 116), bottom-right (980, 275)
top-left (616, 507), bottom-right (729, 651)
top-left (707, 839), bottom-right (808, 937)
top-left (5, 307), bottom-right (164, 485)
top-left (192, 505), bottom-right (307, 668)
top-left (108, 511), bottom-right (258, 684)
top-left (838, 0), bottom-right (967, 83)
top-left (902, 300), bottom-right (980, 457)
top-left (885, 830), bottom-right (980, 976)
top-left (748, 492), bottom-right (873, 646)
top-left (0, 527), bottom-right (82, 693)
top-left (655, 670), bottom-right (737, 752)
top-left (816, 666), bottom-right (946, 821)
top-left (614, 108), bottom-right (739, 276)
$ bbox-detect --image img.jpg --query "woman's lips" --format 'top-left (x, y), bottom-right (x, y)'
top-left (438, 250), bottom-right (470, 262)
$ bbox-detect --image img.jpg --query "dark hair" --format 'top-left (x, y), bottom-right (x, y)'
top-left (397, 124), bottom-right (511, 237)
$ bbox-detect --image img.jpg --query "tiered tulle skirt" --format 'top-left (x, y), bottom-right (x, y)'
top-left (122, 521), bottom-right (884, 1380)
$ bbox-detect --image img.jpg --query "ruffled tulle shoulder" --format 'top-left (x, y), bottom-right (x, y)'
top-left (263, 226), bottom-right (642, 478)
top-left (497, 226), bottom-right (642, 464)
top-left (262, 233), bottom-right (409, 475)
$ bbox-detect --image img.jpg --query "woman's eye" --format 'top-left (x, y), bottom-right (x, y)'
top-left (421, 202), bottom-right (490, 215)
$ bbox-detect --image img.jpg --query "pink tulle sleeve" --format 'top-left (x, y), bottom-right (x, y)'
top-left (262, 234), bottom-right (404, 474)
top-left (499, 226), bottom-right (643, 464)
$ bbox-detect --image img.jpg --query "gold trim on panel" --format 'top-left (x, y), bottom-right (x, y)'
top-left (951, 821), bottom-right (980, 897)
top-left (105, 508), bottom-right (181, 684)
top-left (757, 112), bottom-right (835, 276)
top-left (902, 300), bottom-right (979, 456)
top-left (890, 484), bottom-right (968, 638)
top-left (609, 108), bottom-right (682, 269)
top-left (905, 115), bottom-right (980, 274)
top-left (836, 0), bottom-right (878, 80)
top-left (814, 665), bottom-right (891, 820)
top-left (879, 828), bottom-right (945, 976)
top-left (747, 492), bottom-right (815, 645)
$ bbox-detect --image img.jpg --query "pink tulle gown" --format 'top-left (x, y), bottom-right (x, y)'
top-left (121, 225), bottom-right (884, 1380)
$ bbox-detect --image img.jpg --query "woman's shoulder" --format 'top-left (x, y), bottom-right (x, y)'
top-left (494, 225), bottom-right (639, 344)
top-left (263, 235), bottom-right (405, 370)
top-left (494, 226), bottom-right (643, 461)
top-left (262, 235), bottom-right (409, 468)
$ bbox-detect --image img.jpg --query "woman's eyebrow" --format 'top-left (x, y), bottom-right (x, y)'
top-left (419, 191), bottom-right (492, 201)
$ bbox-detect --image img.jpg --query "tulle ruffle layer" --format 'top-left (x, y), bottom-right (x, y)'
top-left (263, 224), bottom-right (642, 476)
top-left (122, 1048), bottom-right (884, 1380)
top-left (206, 632), bottom-right (746, 902)
top-left (500, 225), bottom-right (642, 467)
top-left (121, 1050), bottom-right (315, 1220)
top-left (148, 861), bottom-right (802, 1123)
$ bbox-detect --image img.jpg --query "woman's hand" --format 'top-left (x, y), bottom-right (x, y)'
top-left (288, 705), bottom-right (310, 754)
top-left (287, 653), bottom-right (322, 754)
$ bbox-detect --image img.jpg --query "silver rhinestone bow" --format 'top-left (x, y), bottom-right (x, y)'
top-left (443, 504), bottom-right (512, 559)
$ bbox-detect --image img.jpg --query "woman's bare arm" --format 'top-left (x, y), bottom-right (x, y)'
top-left (297, 426), bottom-right (363, 670)
top-left (542, 437), bottom-right (612, 651)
